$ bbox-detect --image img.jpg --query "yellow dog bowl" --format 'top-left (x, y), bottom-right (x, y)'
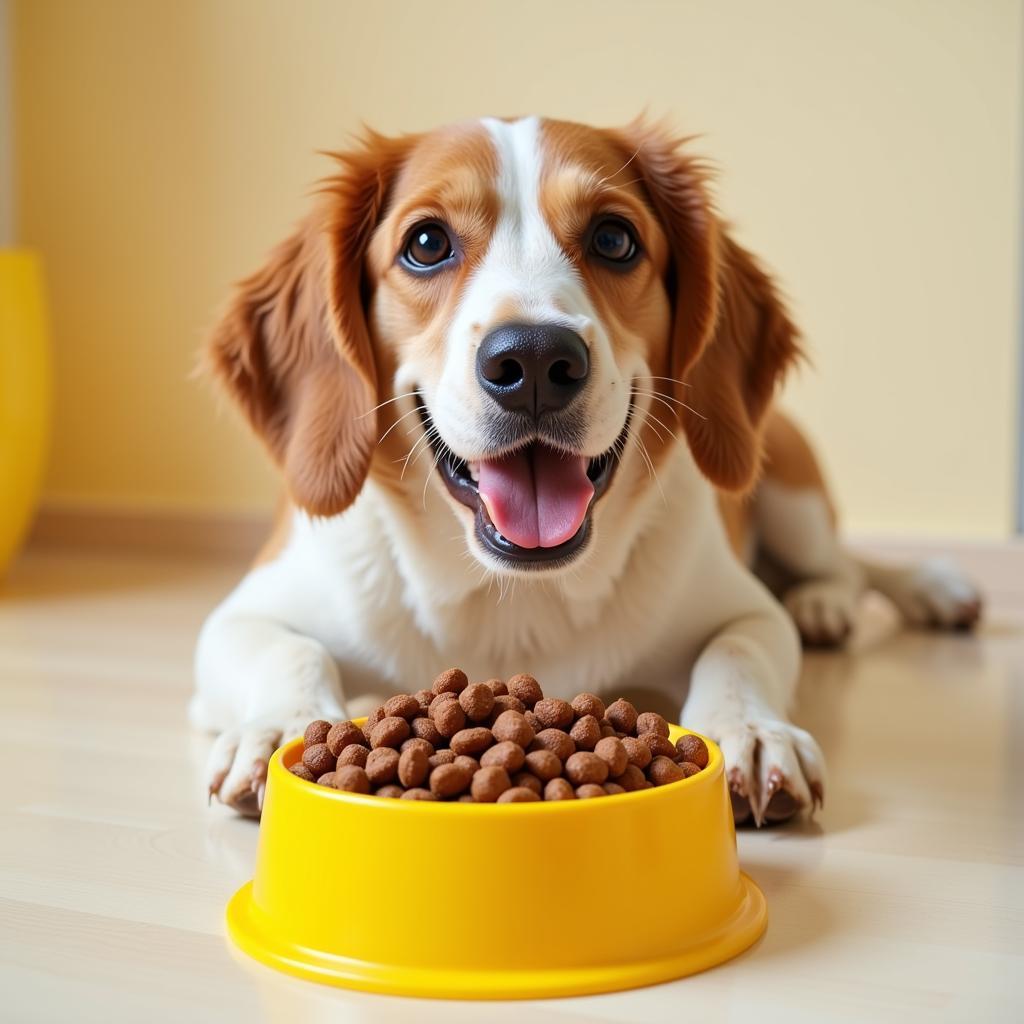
top-left (226, 725), bottom-right (766, 999)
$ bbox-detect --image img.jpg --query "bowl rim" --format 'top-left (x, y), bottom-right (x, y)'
top-left (275, 723), bottom-right (722, 816)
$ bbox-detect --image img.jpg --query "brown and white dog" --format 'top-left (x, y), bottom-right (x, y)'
top-left (193, 116), bottom-right (981, 822)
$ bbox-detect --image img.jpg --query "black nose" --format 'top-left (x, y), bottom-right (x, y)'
top-left (476, 322), bottom-right (589, 416)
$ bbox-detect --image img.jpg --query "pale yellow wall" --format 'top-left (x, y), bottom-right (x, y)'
top-left (13, 0), bottom-right (1023, 536)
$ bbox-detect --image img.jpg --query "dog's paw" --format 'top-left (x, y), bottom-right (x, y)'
top-left (783, 578), bottom-right (858, 648)
top-left (714, 715), bottom-right (825, 827)
top-left (205, 704), bottom-right (342, 817)
top-left (882, 557), bottom-right (982, 631)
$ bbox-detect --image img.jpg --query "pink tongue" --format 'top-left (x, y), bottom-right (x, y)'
top-left (477, 445), bottom-right (595, 549)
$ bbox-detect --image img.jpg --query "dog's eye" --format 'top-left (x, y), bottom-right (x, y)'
top-left (403, 223), bottom-right (455, 270)
top-left (589, 219), bottom-right (638, 265)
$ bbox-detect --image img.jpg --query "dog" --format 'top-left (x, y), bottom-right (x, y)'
top-left (193, 116), bottom-right (981, 822)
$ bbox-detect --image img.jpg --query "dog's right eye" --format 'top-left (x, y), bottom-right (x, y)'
top-left (402, 223), bottom-right (455, 270)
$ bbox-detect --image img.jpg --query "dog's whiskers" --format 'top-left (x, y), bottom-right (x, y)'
top-left (376, 404), bottom-right (426, 449)
top-left (358, 390), bottom-right (421, 420)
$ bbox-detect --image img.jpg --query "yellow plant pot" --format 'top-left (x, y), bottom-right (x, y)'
top-left (227, 724), bottom-right (767, 999)
top-left (0, 250), bottom-right (50, 574)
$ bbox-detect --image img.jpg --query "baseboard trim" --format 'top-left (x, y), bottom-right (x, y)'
top-left (27, 503), bottom-right (273, 560)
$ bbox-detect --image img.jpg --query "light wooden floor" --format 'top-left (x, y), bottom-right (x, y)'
top-left (1, 540), bottom-right (1022, 1023)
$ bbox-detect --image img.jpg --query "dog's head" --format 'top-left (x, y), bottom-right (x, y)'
top-left (208, 117), bottom-right (798, 574)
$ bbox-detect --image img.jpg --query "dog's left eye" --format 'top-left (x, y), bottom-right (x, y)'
top-left (589, 219), bottom-right (639, 264)
top-left (403, 223), bottom-right (455, 270)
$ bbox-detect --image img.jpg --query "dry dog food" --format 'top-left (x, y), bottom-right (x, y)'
top-left (290, 670), bottom-right (710, 802)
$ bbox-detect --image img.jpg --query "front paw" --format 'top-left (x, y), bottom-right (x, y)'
top-left (713, 716), bottom-right (825, 827)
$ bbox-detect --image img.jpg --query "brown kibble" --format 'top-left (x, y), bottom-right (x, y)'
top-left (432, 667), bottom-right (469, 696)
top-left (366, 705), bottom-right (386, 728)
top-left (316, 772), bottom-right (338, 787)
top-left (569, 715), bottom-right (601, 751)
top-left (605, 698), bottom-right (638, 735)
top-left (594, 737), bottom-right (629, 777)
top-left (675, 734), bottom-right (710, 769)
top-left (615, 763), bottom-right (647, 791)
top-left (571, 692), bottom-right (606, 720)
top-left (480, 740), bottom-right (526, 773)
top-left (525, 748), bottom-right (562, 781)
top-left (399, 736), bottom-right (434, 757)
top-left (401, 787), bottom-right (436, 800)
top-left (428, 749), bottom-right (456, 768)
top-left (488, 694), bottom-right (526, 720)
top-left (337, 743), bottom-right (370, 768)
top-left (375, 784), bottom-right (404, 798)
top-left (429, 698), bottom-right (467, 738)
top-left (511, 772), bottom-right (543, 795)
top-left (639, 732), bottom-right (677, 760)
top-left (600, 722), bottom-right (618, 738)
top-left (430, 762), bottom-right (473, 798)
top-left (648, 755), bottom-right (686, 786)
top-left (576, 783), bottom-right (606, 799)
top-left (302, 742), bottom-right (335, 777)
top-left (361, 726), bottom-right (374, 747)
top-left (457, 794), bottom-right (476, 803)
top-left (524, 710), bottom-right (542, 734)
top-left (459, 682), bottom-right (496, 722)
top-left (484, 678), bottom-right (508, 696)
top-left (492, 710), bottom-right (534, 747)
top-left (636, 712), bottom-right (670, 738)
top-left (303, 720), bottom-right (332, 747)
top-left (411, 716), bottom-right (443, 746)
top-left (507, 673), bottom-right (543, 708)
top-left (453, 754), bottom-right (480, 774)
top-left (333, 765), bottom-right (371, 793)
top-left (604, 782), bottom-right (626, 796)
top-left (565, 751), bottom-right (609, 786)
top-left (543, 777), bottom-right (576, 801)
top-left (398, 745), bottom-right (429, 787)
top-left (622, 736), bottom-right (653, 769)
top-left (370, 716), bottom-right (411, 750)
top-left (384, 694), bottom-right (422, 720)
top-left (365, 747), bottom-right (400, 785)
top-left (497, 786), bottom-right (540, 803)
top-left (471, 766), bottom-right (512, 802)
top-left (289, 762), bottom-right (316, 783)
top-left (679, 761), bottom-right (703, 778)
top-left (532, 728), bottom-right (575, 761)
top-left (533, 698), bottom-right (574, 730)
top-left (413, 688), bottom-right (434, 709)
top-left (450, 727), bottom-right (495, 756)
top-left (325, 720), bottom-right (364, 757)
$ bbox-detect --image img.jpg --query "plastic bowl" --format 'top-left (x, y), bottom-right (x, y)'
top-left (226, 724), bottom-right (766, 999)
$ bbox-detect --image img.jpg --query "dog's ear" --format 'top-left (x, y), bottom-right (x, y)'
top-left (206, 133), bottom-right (408, 516)
top-left (625, 122), bottom-right (801, 492)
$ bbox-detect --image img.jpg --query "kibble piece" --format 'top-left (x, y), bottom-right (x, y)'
top-left (605, 698), bottom-right (639, 735)
top-left (679, 761), bottom-right (703, 778)
top-left (615, 764), bottom-right (647, 791)
top-left (565, 751), bottom-right (610, 786)
top-left (289, 762), bottom-right (316, 783)
top-left (401, 787), bottom-right (436, 800)
top-left (317, 771), bottom-right (338, 787)
top-left (480, 740), bottom-right (526, 773)
top-left (432, 667), bottom-right (469, 696)
top-left (507, 673), bottom-right (543, 708)
top-left (569, 715), bottom-right (601, 751)
top-left (638, 732), bottom-right (678, 760)
top-left (411, 716), bottom-right (443, 746)
top-left (398, 746), bottom-right (429, 788)
top-left (532, 728), bottom-right (576, 761)
top-left (302, 742), bottom-right (336, 778)
top-left (525, 749), bottom-right (562, 782)
top-left (384, 694), bottom-right (422, 720)
top-left (429, 698), bottom-right (467, 738)
top-left (471, 766), bottom-right (512, 802)
top-left (430, 762), bottom-right (473, 798)
top-left (361, 726), bottom-right (375, 747)
top-left (484, 678), bottom-right (508, 696)
top-left (489, 694), bottom-right (526, 720)
top-left (533, 698), bottom-right (574, 730)
top-left (337, 743), bottom-right (370, 768)
top-left (325, 720), bottom-right (364, 757)
top-left (648, 755), bottom-right (686, 786)
top-left (492, 710), bottom-right (535, 747)
top-left (370, 716), bottom-right (411, 750)
top-left (576, 783), bottom-right (606, 799)
top-left (622, 736), bottom-right (653, 769)
top-left (571, 692), bottom-right (606, 720)
top-left (428, 749), bottom-right (457, 768)
top-left (303, 720), bottom-right (332, 747)
top-left (524, 710), bottom-right (542, 734)
top-left (511, 772), bottom-right (543, 796)
top-left (604, 782), bottom-right (626, 796)
top-left (459, 682), bottom-right (496, 722)
top-left (636, 711), bottom-right (670, 738)
top-left (497, 786), bottom-right (540, 803)
top-left (450, 727), bottom-right (495, 756)
top-left (375, 784), bottom-right (404, 798)
top-left (600, 723), bottom-right (618, 738)
top-left (365, 747), bottom-right (400, 785)
top-left (594, 737), bottom-right (629, 777)
top-left (544, 777), bottom-right (576, 801)
top-left (334, 765), bottom-right (371, 793)
top-left (675, 734), bottom-right (710, 769)
top-left (399, 736), bottom-right (434, 758)
top-left (413, 688), bottom-right (434, 709)
top-left (454, 755), bottom-right (480, 774)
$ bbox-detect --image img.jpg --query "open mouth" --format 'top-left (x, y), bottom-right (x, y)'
top-left (420, 401), bottom-right (631, 567)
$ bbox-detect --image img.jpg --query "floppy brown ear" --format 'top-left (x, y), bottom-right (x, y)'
top-left (627, 124), bottom-right (801, 492)
top-left (206, 136), bottom-right (405, 516)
